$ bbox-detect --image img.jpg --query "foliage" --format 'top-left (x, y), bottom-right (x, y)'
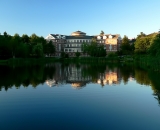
top-left (134, 37), bottom-right (151, 54)
top-left (148, 34), bottom-right (160, 56)
top-left (134, 32), bottom-right (157, 54)
top-left (75, 51), bottom-right (81, 57)
top-left (100, 30), bottom-right (104, 36)
top-left (32, 43), bottom-right (43, 57)
top-left (107, 52), bottom-right (117, 57)
top-left (0, 32), bottom-right (55, 59)
top-left (91, 37), bottom-right (97, 43)
top-left (82, 42), bottom-right (106, 57)
top-left (65, 53), bottom-right (69, 58)
top-left (120, 35), bottom-right (132, 55)
top-left (44, 41), bottom-right (55, 56)
top-left (61, 52), bottom-right (65, 58)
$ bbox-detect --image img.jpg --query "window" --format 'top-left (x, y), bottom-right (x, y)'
top-left (97, 36), bottom-right (101, 39)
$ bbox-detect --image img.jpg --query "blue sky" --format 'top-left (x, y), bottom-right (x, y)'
top-left (0, 0), bottom-right (160, 38)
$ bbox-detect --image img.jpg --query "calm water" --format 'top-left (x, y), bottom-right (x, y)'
top-left (0, 63), bottom-right (160, 130)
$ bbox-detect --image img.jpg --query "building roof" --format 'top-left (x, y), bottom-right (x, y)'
top-left (66, 36), bottom-right (93, 39)
top-left (95, 34), bottom-right (121, 40)
top-left (71, 30), bottom-right (86, 36)
top-left (50, 34), bottom-right (66, 39)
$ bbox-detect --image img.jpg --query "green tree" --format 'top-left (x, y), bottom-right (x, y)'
top-left (32, 43), bottom-right (43, 57)
top-left (92, 37), bottom-right (97, 43)
top-left (120, 35), bottom-right (131, 55)
top-left (3, 31), bottom-right (8, 38)
top-left (82, 42), bottom-right (106, 57)
top-left (61, 52), bottom-right (65, 58)
top-left (149, 33), bottom-right (160, 56)
top-left (30, 33), bottom-right (39, 44)
top-left (15, 43), bottom-right (29, 58)
top-left (75, 51), bottom-right (80, 57)
top-left (134, 37), bottom-right (151, 54)
top-left (65, 53), bottom-right (69, 58)
top-left (100, 30), bottom-right (104, 36)
top-left (44, 41), bottom-right (55, 56)
top-left (22, 34), bottom-right (29, 43)
top-left (9, 33), bottom-right (21, 58)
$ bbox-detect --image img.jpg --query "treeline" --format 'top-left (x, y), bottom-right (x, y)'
top-left (0, 32), bottom-right (55, 59)
top-left (119, 32), bottom-right (160, 57)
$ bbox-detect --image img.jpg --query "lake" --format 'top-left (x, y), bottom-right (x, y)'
top-left (0, 63), bottom-right (160, 130)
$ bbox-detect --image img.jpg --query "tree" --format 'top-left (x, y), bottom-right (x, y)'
top-left (15, 42), bottom-right (29, 58)
top-left (9, 33), bottom-right (21, 58)
top-left (44, 41), bottom-right (55, 56)
top-left (100, 30), bottom-right (104, 36)
top-left (22, 34), bottom-right (29, 43)
top-left (82, 42), bottom-right (106, 57)
top-left (120, 35), bottom-right (131, 55)
top-left (61, 52), bottom-right (65, 58)
top-left (134, 37), bottom-right (151, 54)
top-left (75, 51), bottom-right (80, 57)
top-left (32, 43), bottom-right (43, 57)
top-left (148, 33), bottom-right (160, 56)
top-left (30, 33), bottom-right (39, 44)
top-left (3, 31), bottom-right (8, 37)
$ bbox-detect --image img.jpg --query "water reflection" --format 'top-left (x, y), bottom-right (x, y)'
top-left (0, 63), bottom-right (160, 92)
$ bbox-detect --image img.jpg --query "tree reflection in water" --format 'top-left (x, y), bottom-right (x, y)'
top-left (1, 63), bottom-right (160, 103)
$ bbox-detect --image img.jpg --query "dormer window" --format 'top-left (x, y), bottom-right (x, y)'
top-left (109, 35), bottom-right (113, 39)
top-left (97, 36), bottom-right (101, 39)
top-left (103, 36), bottom-right (106, 39)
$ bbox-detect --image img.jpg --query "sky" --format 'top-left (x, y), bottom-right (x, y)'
top-left (0, 0), bottom-right (160, 38)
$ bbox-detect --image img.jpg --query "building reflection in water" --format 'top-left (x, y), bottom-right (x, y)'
top-left (66, 65), bottom-right (92, 89)
top-left (46, 79), bottom-right (56, 87)
top-left (97, 66), bottom-right (121, 86)
top-left (45, 63), bottom-right (123, 88)
top-left (46, 63), bottom-right (92, 89)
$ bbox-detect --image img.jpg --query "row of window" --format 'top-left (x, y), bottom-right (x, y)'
top-left (64, 49), bottom-right (81, 52)
top-left (52, 40), bottom-right (66, 42)
top-left (97, 40), bottom-right (105, 43)
top-left (51, 39), bottom-right (91, 43)
top-left (65, 44), bottom-right (81, 47)
top-left (67, 40), bottom-right (91, 43)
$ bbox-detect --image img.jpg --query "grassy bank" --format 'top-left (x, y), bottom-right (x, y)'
top-left (134, 55), bottom-right (160, 71)
top-left (60, 56), bottom-right (119, 63)
top-left (1, 56), bottom-right (159, 72)
top-left (0, 56), bottom-right (121, 66)
top-left (0, 57), bottom-right (60, 66)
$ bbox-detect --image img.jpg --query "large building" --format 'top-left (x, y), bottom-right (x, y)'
top-left (96, 34), bottom-right (121, 53)
top-left (45, 31), bottom-right (122, 56)
top-left (45, 34), bottom-right (66, 56)
top-left (64, 31), bottom-right (93, 56)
